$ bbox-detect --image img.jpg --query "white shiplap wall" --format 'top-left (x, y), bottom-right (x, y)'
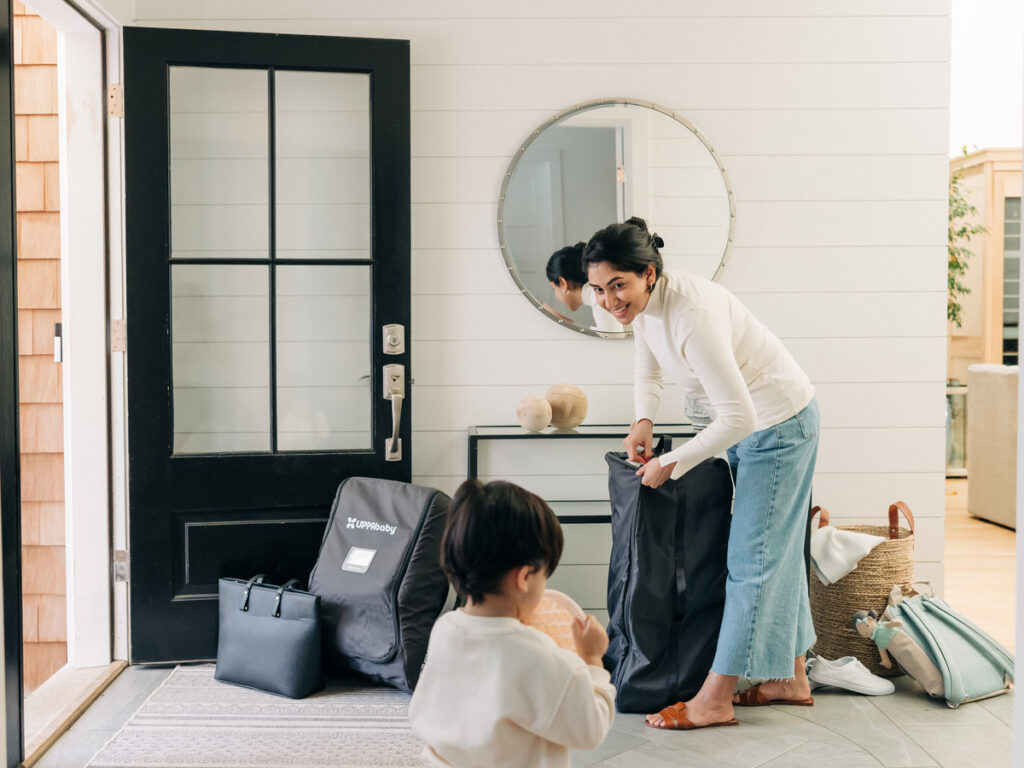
top-left (130, 0), bottom-right (951, 590)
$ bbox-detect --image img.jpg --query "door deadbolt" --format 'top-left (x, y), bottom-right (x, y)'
top-left (383, 324), bottom-right (405, 355)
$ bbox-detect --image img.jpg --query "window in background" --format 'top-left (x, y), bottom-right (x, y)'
top-left (1003, 196), bottom-right (1020, 365)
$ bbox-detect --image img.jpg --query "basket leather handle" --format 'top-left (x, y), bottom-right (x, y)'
top-left (811, 502), bottom-right (913, 538)
top-left (888, 501), bottom-right (914, 538)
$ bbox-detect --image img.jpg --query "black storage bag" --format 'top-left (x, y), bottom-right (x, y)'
top-left (215, 575), bottom-right (324, 699)
top-left (604, 446), bottom-right (732, 713)
top-left (308, 477), bottom-right (451, 692)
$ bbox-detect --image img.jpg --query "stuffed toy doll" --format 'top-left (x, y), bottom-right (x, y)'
top-left (852, 609), bottom-right (945, 698)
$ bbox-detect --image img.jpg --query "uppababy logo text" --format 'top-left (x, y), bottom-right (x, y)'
top-left (346, 517), bottom-right (397, 536)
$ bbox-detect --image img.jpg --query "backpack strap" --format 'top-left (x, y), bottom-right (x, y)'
top-left (897, 595), bottom-right (960, 705)
top-left (889, 581), bottom-right (934, 607)
top-left (908, 581), bottom-right (933, 597)
top-left (889, 584), bottom-right (902, 605)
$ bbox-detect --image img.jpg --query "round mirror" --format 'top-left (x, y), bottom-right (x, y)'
top-left (498, 98), bottom-right (735, 338)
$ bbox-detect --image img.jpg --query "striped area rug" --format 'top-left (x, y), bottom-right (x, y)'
top-left (87, 665), bottom-right (423, 767)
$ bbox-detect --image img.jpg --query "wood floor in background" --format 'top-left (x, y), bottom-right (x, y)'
top-left (944, 478), bottom-right (1016, 650)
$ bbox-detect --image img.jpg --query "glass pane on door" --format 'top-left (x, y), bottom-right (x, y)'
top-left (172, 265), bottom-right (271, 453)
top-left (169, 66), bottom-right (269, 260)
top-left (276, 265), bottom-right (371, 450)
top-left (275, 71), bottom-right (371, 260)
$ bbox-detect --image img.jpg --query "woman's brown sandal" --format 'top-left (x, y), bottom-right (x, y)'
top-left (733, 683), bottom-right (814, 706)
top-left (645, 701), bottom-right (740, 730)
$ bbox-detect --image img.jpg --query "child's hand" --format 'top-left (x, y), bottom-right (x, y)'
top-left (571, 615), bottom-right (609, 667)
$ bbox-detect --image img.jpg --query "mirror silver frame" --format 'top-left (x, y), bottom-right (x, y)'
top-left (497, 97), bottom-right (736, 338)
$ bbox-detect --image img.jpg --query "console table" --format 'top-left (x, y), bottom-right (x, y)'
top-left (468, 423), bottom-right (698, 515)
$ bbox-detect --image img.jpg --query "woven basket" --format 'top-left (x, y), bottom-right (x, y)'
top-left (809, 501), bottom-right (915, 677)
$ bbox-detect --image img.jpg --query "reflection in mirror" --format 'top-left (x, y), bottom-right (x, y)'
top-left (498, 99), bottom-right (734, 338)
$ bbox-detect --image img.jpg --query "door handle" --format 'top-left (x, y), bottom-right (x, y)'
top-left (383, 364), bottom-right (404, 461)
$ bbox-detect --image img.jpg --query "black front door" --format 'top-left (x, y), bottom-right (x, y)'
top-left (123, 28), bottom-right (411, 662)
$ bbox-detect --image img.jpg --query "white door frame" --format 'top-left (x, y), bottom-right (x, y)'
top-left (27, 0), bottom-right (125, 667)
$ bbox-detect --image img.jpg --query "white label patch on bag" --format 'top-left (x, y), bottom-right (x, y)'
top-left (342, 546), bottom-right (377, 574)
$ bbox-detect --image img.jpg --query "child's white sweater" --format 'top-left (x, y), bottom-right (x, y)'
top-left (408, 610), bottom-right (616, 768)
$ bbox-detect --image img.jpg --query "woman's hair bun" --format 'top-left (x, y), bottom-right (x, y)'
top-left (625, 217), bottom-right (663, 249)
top-left (583, 216), bottom-right (664, 282)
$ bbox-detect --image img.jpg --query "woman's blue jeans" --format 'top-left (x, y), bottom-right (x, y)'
top-left (711, 398), bottom-right (819, 679)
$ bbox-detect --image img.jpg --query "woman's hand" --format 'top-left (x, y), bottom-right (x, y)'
top-left (636, 458), bottom-right (675, 488)
top-left (624, 419), bottom-right (653, 463)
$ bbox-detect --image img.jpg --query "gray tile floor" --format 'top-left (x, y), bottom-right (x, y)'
top-left (573, 677), bottom-right (1014, 768)
top-left (32, 667), bottom-right (1013, 768)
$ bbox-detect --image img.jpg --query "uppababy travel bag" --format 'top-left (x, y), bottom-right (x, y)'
top-left (308, 477), bottom-right (451, 692)
top-left (604, 449), bottom-right (732, 713)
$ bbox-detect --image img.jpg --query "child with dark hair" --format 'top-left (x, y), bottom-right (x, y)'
top-left (409, 479), bottom-right (615, 767)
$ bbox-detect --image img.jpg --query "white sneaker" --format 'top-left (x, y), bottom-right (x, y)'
top-left (806, 656), bottom-right (895, 696)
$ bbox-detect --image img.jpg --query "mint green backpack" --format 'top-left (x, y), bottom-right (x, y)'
top-left (885, 584), bottom-right (1014, 708)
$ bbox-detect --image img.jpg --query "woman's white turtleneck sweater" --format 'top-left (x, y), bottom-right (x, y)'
top-left (632, 270), bottom-right (815, 479)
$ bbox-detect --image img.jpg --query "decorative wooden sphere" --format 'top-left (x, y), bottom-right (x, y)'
top-left (516, 396), bottom-right (552, 432)
top-left (545, 384), bottom-right (588, 428)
